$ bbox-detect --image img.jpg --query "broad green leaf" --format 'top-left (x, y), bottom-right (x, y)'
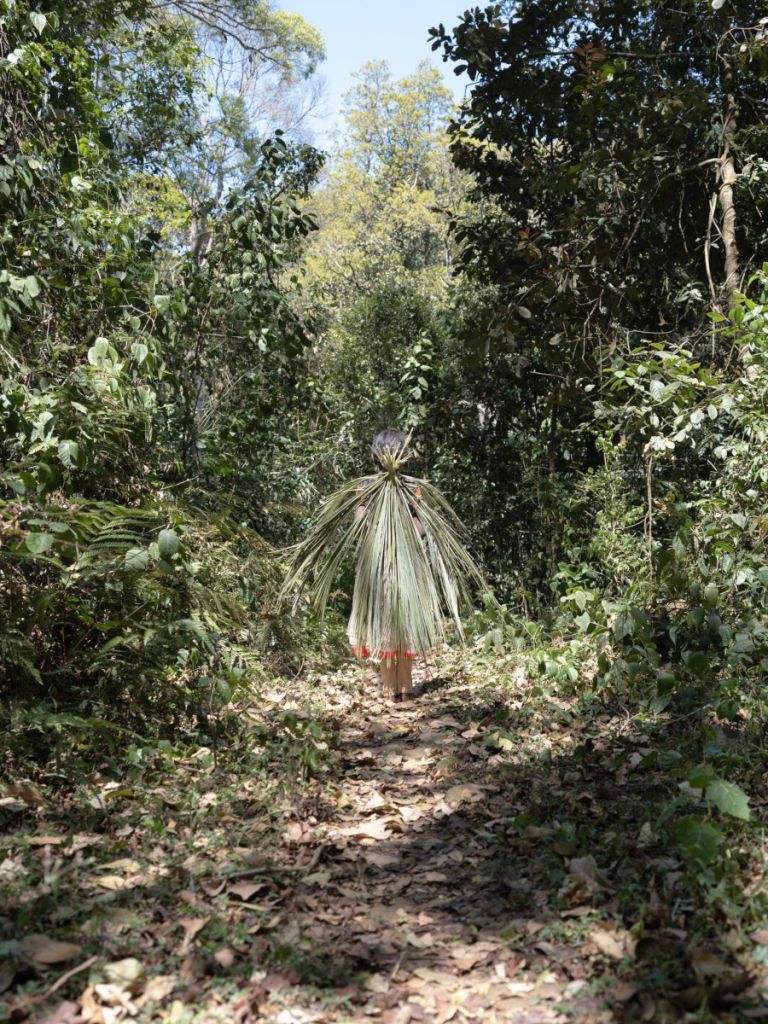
top-left (24, 275), bottom-right (41, 298)
top-left (57, 439), bottom-right (81, 468)
top-left (47, 522), bottom-right (72, 535)
top-left (158, 529), bottom-right (181, 558)
top-left (26, 533), bottom-right (54, 555)
top-left (124, 548), bottom-right (149, 571)
top-left (732, 633), bottom-right (755, 654)
top-left (706, 779), bottom-right (750, 821)
top-left (131, 342), bottom-right (149, 365)
top-left (87, 338), bottom-right (116, 366)
top-left (575, 611), bottom-right (591, 632)
top-left (687, 763), bottom-right (716, 788)
top-left (656, 672), bottom-right (676, 695)
top-left (674, 817), bottom-right (723, 871)
top-left (686, 650), bottom-right (709, 677)
top-left (29, 11), bottom-right (47, 33)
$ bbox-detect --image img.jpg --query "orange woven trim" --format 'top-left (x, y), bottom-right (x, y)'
top-left (351, 645), bottom-right (417, 661)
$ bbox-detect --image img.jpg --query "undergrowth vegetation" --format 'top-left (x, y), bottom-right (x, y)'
top-left (2, 0), bottom-right (768, 1016)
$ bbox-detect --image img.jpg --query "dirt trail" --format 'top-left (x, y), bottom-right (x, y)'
top-left (3, 665), bottom-right (686, 1024)
top-left (259, 672), bottom-right (616, 1023)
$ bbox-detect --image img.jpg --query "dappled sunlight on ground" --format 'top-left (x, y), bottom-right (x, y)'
top-left (2, 659), bottom-right (766, 1023)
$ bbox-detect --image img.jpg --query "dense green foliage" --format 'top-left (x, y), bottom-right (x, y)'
top-left (2, 0), bottom-right (767, 873)
top-left (0, 0), bottom-right (331, 764)
top-left (420, 0), bottom-right (768, 709)
top-left (2, 0), bottom-right (768, 1017)
top-left (427, 0), bottom-right (768, 594)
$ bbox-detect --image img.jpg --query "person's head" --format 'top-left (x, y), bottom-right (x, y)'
top-left (371, 428), bottom-right (410, 467)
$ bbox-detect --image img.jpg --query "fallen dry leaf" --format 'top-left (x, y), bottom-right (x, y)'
top-left (611, 981), bottom-right (639, 1002)
top-left (20, 934), bottom-right (81, 967)
top-left (444, 784), bottom-right (484, 807)
top-left (92, 875), bottom-right (136, 892)
top-left (213, 947), bottom-right (236, 968)
top-left (93, 982), bottom-right (137, 1010)
top-left (38, 1000), bottom-right (79, 1024)
top-left (364, 849), bottom-right (401, 869)
top-left (398, 804), bottom-right (425, 823)
top-left (283, 821), bottom-right (304, 843)
top-left (0, 797), bottom-right (28, 812)
top-left (136, 975), bottom-right (178, 1007)
top-left (6, 781), bottom-right (47, 807)
top-left (451, 947), bottom-right (490, 972)
top-left (228, 880), bottom-right (265, 901)
top-left (432, 715), bottom-right (464, 730)
top-left (507, 981), bottom-right (535, 995)
top-left (560, 905), bottom-right (594, 918)
top-left (339, 817), bottom-right (392, 840)
top-left (263, 972), bottom-right (293, 993)
top-left (103, 958), bottom-right (147, 994)
top-left (691, 949), bottom-right (733, 981)
top-left (96, 858), bottom-right (141, 874)
top-left (568, 854), bottom-right (613, 892)
top-left (304, 869), bottom-right (332, 885)
top-left (382, 1006), bottom-right (414, 1024)
top-left (421, 870), bottom-right (448, 883)
top-left (434, 1005), bottom-right (458, 1024)
top-left (69, 835), bottom-right (102, 853)
top-left (79, 985), bottom-right (105, 1024)
top-left (362, 790), bottom-right (388, 811)
top-left (588, 928), bottom-right (627, 960)
top-left (365, 973), bottom-right (391, 994)
top-left (177, 917), bottom-right (209, 956)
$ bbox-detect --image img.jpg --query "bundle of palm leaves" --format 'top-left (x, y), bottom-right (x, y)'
top-left (282, 440), bottom-right (488, 658)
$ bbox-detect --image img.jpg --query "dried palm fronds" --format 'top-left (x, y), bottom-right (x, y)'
top-left (281, 441), bottom-right (489, 657)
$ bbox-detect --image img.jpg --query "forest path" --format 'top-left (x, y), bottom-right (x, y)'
top-left (6, 660), bottom-right (740, 1024)
top-left (277, 669), bottom-right (605, 1024)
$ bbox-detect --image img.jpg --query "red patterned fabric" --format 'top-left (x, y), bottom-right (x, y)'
top-left (351, 645), bottom-right (416, 662)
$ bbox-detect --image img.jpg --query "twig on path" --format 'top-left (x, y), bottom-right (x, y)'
top-left (389, 949), bottom-right (406, 982)
top-left (223, 844), bottom-right (324, 884)
top-left (46, 955), bottom-right (99, 997)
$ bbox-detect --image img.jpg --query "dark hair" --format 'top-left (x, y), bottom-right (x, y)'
top-left (371, 428), bottom-right (409, 464)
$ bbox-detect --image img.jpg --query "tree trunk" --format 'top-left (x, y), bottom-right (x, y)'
top-left (548, 387), bottom-right (559, 577)
top-left (190, 211), bottom-right (210, 262)
top-left (717, 49), bottom-right (739, 304)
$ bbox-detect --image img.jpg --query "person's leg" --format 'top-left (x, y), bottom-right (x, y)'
top-left (396, 656), bottom-right (413, 698)
top-left (380, 656), bottom-right (398, 697)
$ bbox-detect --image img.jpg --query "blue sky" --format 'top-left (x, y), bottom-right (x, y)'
top-left (293, 1), bottom-right (468, 141)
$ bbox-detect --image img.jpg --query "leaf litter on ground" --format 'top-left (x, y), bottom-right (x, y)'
top-left (2, 651), bottom-right (768, 1022)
